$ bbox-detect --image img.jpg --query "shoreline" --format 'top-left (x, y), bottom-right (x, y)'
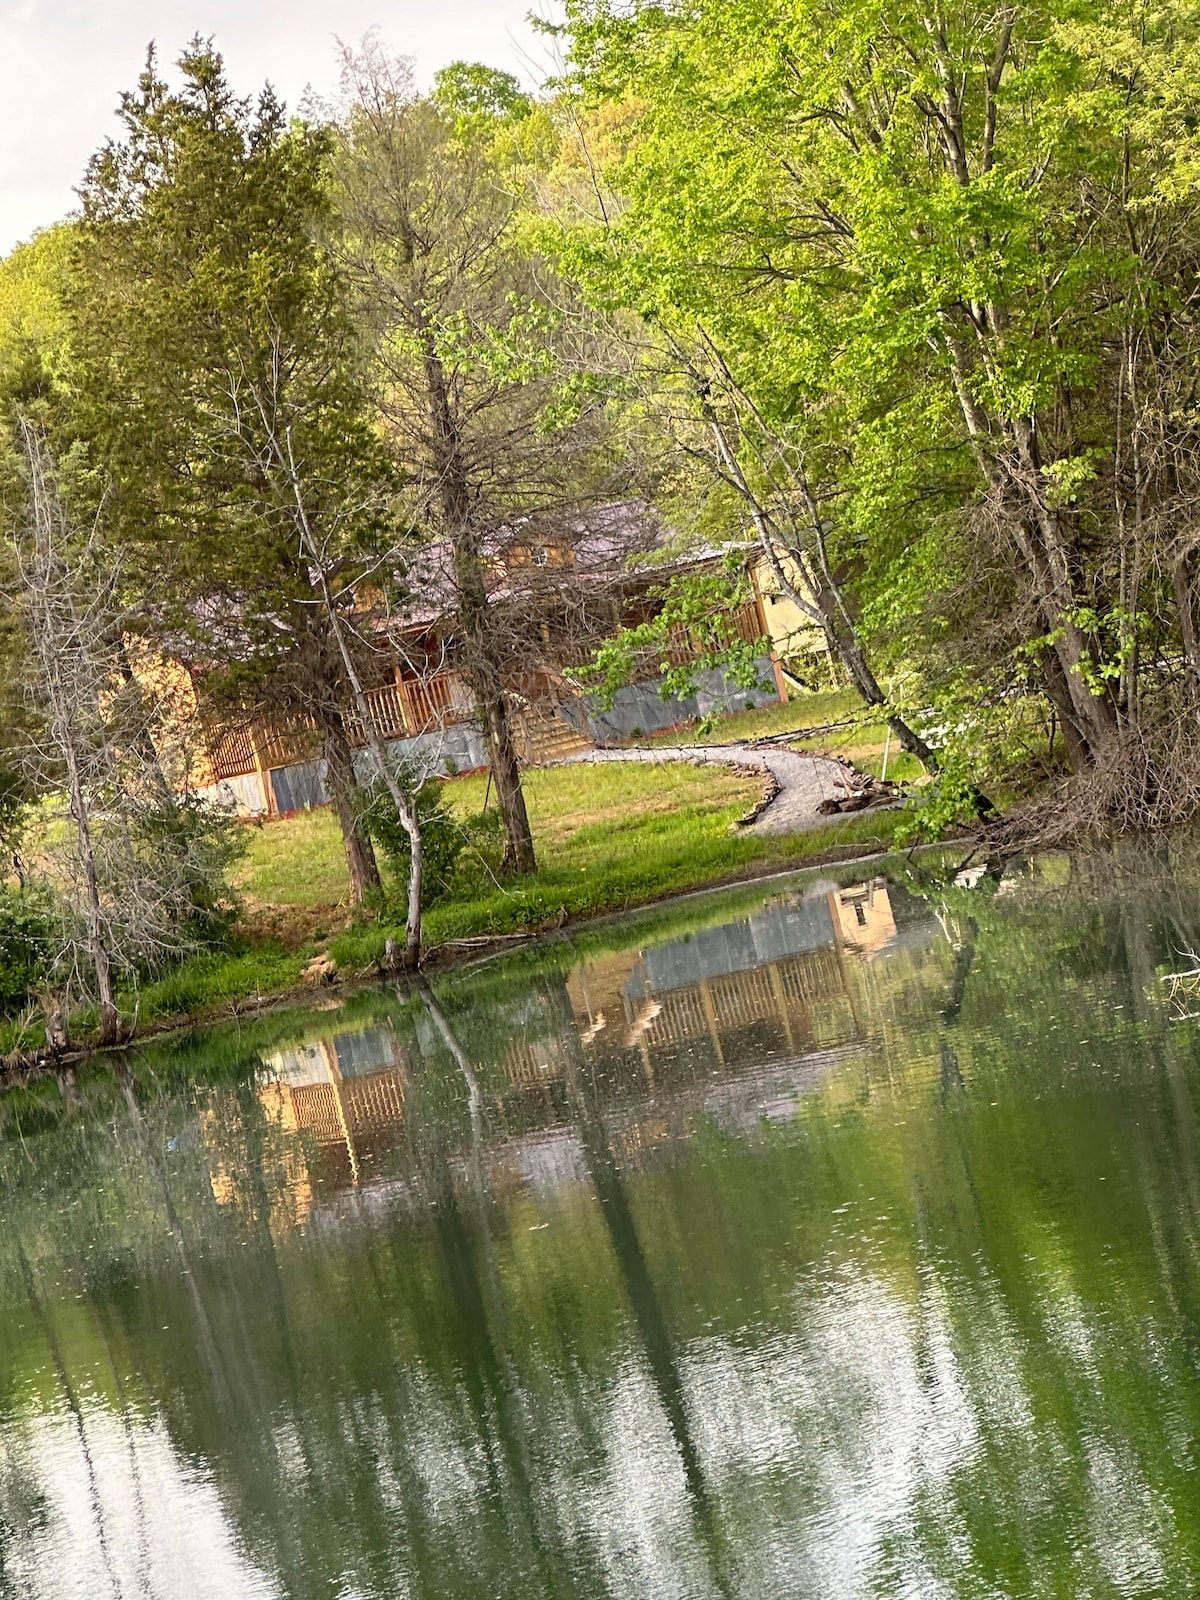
top-left (0, 824), bottom-right (964, 1079)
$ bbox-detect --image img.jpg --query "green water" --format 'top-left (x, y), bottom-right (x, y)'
top-left (4, 841), bottom-right (1200, 1598)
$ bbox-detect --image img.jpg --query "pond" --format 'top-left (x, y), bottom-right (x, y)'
top-left (3, 838), bottom-right (1200, 1598)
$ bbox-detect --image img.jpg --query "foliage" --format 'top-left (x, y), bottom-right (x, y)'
top-left (63, 40), bottom-right (395, 905)
top-left (433, 61), bottom-right (532, 123)
top-left (579, 559), bottom-right (771, 716)
top-left (0, 756), bottom-right (31, 859)
top-left (329, 40), bottom-right (625, 877)
top-left (0, 227), bottom-right (73, 406)
top-left (0, 887), bottom-right (54, 1015)
top-left (557, 0), bottom-right (1200, 825)
top-left (68, 42), bottom-right (394, 629)
top-left (360, 768), bottom-right (502, 911)
top-left (129, 795), bottom-right (246, 950)
top-left (2, 426), bottom-right (250, 1042)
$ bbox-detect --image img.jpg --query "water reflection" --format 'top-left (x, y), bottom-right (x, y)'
top-left (0, 1406), bottom-right (278, 1598)
top-left (3, 851), bottom-right (1200, 1597)
top-left (231, 879), bottom-right (914, 1227)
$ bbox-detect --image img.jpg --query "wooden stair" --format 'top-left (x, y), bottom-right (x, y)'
top-left (513, 702), bottom-right (594, 764)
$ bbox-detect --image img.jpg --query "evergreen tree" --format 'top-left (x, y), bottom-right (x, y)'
top-left (68, 40), bottom-right (398, 902)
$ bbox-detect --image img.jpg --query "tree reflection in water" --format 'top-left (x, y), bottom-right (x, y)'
top-left (0, 850), bottom-right (1198, 1595)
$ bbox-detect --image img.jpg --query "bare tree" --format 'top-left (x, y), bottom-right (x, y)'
top-left (325, 43), bottom-right (619, 876)
top-left (9, 423), bottom-right (243, 1043)
top-left (16, 423), bottom-right (120, 1042)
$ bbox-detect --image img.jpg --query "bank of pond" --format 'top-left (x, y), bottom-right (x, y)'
top-left (1, 836), bottom-right (1199, 1597)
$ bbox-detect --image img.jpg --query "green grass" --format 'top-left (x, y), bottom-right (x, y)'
top-left (236, 760), bottom-right (765, 915)
top-left (238, 809), bottom-right (358, 910)
top-left (133, 945), bottom-right (316, 1020)
top-left (332, 810), bottom-right (902, 969)
top-left (648, 685), bottom-right (865, 744)
top-left (230, 753), bottom-right (905, 971)
top-left (5, 708), bottom-right (918, 1055)
top-left (640, 685), bottom-right (929, 787)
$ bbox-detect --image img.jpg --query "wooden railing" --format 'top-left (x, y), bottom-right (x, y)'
top-left (655, 600), bottom-right (768, 674)
top-left (259, 725), bottom-right (318, 770)
top-left (730, 599), bottom-right (768, 645)
top-left (210, 722), bottom-right (316, 781)
top-left (208, 673), bottom-right (473, 781)
top-left (210, 724), bottom-right (257, 782)
top-left (344, 682), bottom-right (409, 745)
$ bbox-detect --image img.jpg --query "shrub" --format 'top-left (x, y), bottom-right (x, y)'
top-left (0, 757), bottom-right (31, 858)
top-left (360, 770), bottom-right (464, 908)
top-left (129, 794), bottom-right (246, 950)
top-left (454, 804), bottom-right (506, 887)
top-left (0, 888), bottom-right (55, 1016)
top-left (360, 768), bottom-right (505, 911)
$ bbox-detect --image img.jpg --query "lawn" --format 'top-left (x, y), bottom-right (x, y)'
top-left (239, 808), bottom-right (360, 910)
top-left (238, 758), bottom-right (765, 929)
top-left (231, 744), bottom-right (904, 973)
top-left (2, 695), bottom-right (915, 1051)
top-left (639, 685), bottom-right (929, 787)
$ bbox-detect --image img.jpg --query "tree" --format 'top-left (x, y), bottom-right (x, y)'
top-left (560, 0), bottom-right (1200, 828)
top-left (5, 422), bottom-right (244, 1044)
top-left (67, 40), bottom-right (399, 905)
top-left (327, 43), bottom-right (615, 876)
top-left (433, 61), bottom-right (532, 123)
top-left (13, 425), bottom-right (120, 1041)
top-left (545, 22), bottom-right (946, 777)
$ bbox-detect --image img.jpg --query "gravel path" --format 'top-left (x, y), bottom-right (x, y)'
top-left (564, 743), bottom-right (859, 835)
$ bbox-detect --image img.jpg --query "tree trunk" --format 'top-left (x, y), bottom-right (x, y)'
top-left (921, 77), bottom-right (1118, 762)
top-left (1041, 645), bottom-right (1092, 773)
top-left (457, 600), bottom-right (537, 874)
top-left (804, 557), bottom-right (943, 774)
top-left (699, 396), bottom-right (947, 784)
top-left (1007, 451), bottom-right (1117, 756)
top-left (1002, 502), bottom-right (1115, 760)
top-left (1173, 551), bottom-right (1200, 699)
top-left (943, 343), bottom-right (1116, 763)
top-left (455, 553), bottom-right (537, 874)
top-left (258, 419), bottom-right (424, 964)
top-left (483, 684), bottom-right (536, 875)
top-left (319, 710), bottom-right (382, 906)
top-left (61, 726), bottom-right (119, 1046)
top-left (422, 338), bottom-right (537, 875)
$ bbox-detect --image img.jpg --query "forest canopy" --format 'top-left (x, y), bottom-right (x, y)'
top-left (4, 4), bottom-right (1200, 1034)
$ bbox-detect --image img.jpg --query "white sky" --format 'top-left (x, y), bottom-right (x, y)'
top-left (0, 0), bottom-right (554, 255)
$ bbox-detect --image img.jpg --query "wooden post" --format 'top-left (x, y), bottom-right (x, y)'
top-left (321, 1040), bottom-right (360, 1188)
top-left (698, 978), bottom-right (726, 1068)
top-left (767, 961), bottom-right (796, 1054)
top-left (249, 722), bottom-right (276, 817)
top-left (749, 557), bottom-right (789, 705)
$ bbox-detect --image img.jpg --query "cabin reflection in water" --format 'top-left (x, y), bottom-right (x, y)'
top-left (258, 1028), bottom-right (410, 1193)
top-left (209, 879), bottom-right (909, 1223)
top-left (564, 876), bottom-right (897, 1083)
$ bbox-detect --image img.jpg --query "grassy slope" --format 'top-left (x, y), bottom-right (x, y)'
top-left (235, 755), bottom-right (899, 951)
top-left (149, 734), bottom-right (900, 1024)
top-left (4, 689), bottom-right (915, 1050)
top-left (640, 685), bottom-right (929, 785)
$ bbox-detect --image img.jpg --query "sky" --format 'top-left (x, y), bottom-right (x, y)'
top-left (0, 0), bottom-right (554, 255)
